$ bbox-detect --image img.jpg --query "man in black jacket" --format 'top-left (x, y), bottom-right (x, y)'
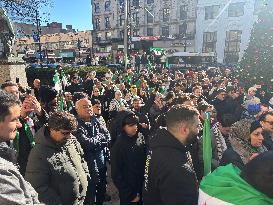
top-left (143, 105), bottom-right (201, 205)
top-left (131, 97), bottom-right (150, 137)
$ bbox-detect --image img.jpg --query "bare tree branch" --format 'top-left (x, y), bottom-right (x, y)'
top-left (0, 0), bottom-right (52, 23)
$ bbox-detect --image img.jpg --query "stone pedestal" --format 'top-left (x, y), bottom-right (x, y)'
top-left (0, 57), bottom-right (28, 87)
top-left (0, 39), bottom-right (4, 59)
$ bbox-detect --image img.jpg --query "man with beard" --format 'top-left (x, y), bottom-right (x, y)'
top-left (143, 105), bottom-right (201, 205)
top-left (131, 97), bottom-right (150, 137)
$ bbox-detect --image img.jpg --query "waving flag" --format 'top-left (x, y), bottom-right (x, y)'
top-left (53, 70), bottom-right (64, 111)
top-left (199, 164), bottom-right (273, 205)
top-left (60, 69), bottom-right (68, 89)
top-left (53, 71), bottom-right (61, 92)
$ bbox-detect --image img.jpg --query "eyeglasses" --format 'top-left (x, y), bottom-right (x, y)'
top-left (264, 121), bottom-right (273, 125)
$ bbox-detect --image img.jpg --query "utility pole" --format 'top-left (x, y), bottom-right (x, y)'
top-left (183, 34), bottom-right (187, 52)
top-left (35, 10), bottom-right (43, 67)
top-left (124, 0), bottom-right (129, 69)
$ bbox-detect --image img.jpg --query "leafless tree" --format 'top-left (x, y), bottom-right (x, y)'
top-left (0, 0), bottom-right (52, 23)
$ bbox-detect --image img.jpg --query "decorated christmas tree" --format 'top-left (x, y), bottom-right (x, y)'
top-left (239, 0), bottom-right (273, 91)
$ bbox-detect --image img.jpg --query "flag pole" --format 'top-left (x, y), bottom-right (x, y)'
top-left (203, 112), bottom-right (212, 176)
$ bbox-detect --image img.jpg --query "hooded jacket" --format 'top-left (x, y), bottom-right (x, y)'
top-left (143, 128), bottom-right (198, 205)
top-left (0, 142), bottom-right (41, 205)
top-left (25, 126), bottom-right (89, 205)
top-left (111, 130), bottom-right (146, 205)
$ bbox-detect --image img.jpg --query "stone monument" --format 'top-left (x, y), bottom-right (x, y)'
top-left (0, 8), bottom-right (28, 87)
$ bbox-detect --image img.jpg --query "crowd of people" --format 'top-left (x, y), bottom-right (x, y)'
top-left (0, 64), bottom-right (272, 205)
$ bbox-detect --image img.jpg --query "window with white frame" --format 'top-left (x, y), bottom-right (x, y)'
top-left (224, 30), bottom-right (242, 63)
top-left (105, 1), bottom-right (111, 12)
top-left (95, 18), bottom-right (100, 30)
top-left (205, 5), bottom-right (220, 20)
top-left (94, 3), bottom-right (100, 13)
top-left (162, 26), bottom-right (169, 36)
top-left (180, 5), bottom-right (187, 20)
top-left (119, 15), bottom-right (124, 26)
top-left (105, 32), bottom-right (111, 40)
top-left (105, 17), bottom-right (110, 29)
top-left (132, 0), bottom-right (140, 7)
top-left (202, 32), bottom-right (217, 52)
top-left (163, 8), bottom-right (170, 22)
top-left (132, 12), bottom-right (139, 25)
top-left (228, 2), bottom-right (244, 17)
top-left (147, 28), bottom-right (153, 36)
top-left (147, 10), bottom-right (154, 23)
top-left (179, 22), bottom-right (187, 35)
top-left (133, 29), bottom-right (140, 36)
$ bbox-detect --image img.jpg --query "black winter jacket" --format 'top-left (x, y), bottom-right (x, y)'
top-left (111, 131), bottom-right (146, 205)
top-left (143, 128), bottom-right (198, 205)
top-left (17, 110), bottom-right (48, 176)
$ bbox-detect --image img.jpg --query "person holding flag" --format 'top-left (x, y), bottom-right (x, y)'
top-left (53, 70), bottom-right (66, 112)
top-left (199, 151), bottom-right (273, 205)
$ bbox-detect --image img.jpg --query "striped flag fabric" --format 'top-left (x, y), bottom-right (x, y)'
top-left (53, 71), bottom-right (61, 92)
top-left (202, 112), bottom-right (212, 176)
top-left (199, 164), bottom-right (273, 205)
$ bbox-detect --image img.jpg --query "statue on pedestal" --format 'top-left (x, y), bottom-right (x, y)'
top-left (0, 8), bottom-right (15, 59)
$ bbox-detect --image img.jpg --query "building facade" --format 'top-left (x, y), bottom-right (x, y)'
top-left (195, 0), bottom-right (260, 64)
top-left (15, 31), bottom-right (92, 59)
top-left (92, 0), bottom-right (198, 55)
top-left (14, 22), bottom-right (76, 38)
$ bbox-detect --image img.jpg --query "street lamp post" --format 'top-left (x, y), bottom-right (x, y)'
top-left (35, 10), bottom-right (43, 67)
top-left (124, 0), bottom-right (129, 69)
top-left (77, 38), bottom-right (81, 59)
top-left (183, 34), bottom-right (187, 52)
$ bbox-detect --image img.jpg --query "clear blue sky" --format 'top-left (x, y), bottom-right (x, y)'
top-left (43, 0), bottom-right (93, 31)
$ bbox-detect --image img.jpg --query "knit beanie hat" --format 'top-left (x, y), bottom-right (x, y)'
top-left (247, 104), bottom-right (261, 115)
top-left (122, 112), bottom-right (139, 127)
top-left (250, 121), bottom-right (262, 134)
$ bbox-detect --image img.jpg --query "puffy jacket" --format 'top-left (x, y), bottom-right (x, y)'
top-left (25, 126), bottom-right (89, 205)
